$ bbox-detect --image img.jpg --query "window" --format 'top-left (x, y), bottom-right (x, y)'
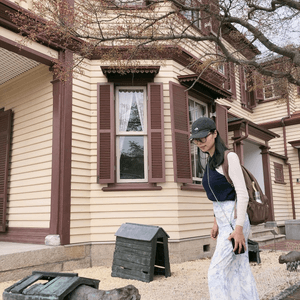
top-left (274, 162), bottom-right (285, 184)
top-left (183, 0), bottom-right (200, 28)
top-left (169, 81), bottom-right (228, 186)
top-left (189, 98), bottom-right (208, 184)
top-left (263, 77), bottom-right (281, 100)
top-left (97, 82), bottom-right (165, 189)
top-left (116, 87), bottom-right (147, 182)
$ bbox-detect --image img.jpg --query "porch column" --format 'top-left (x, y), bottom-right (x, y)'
top-left (260, 146), bottom-right (275, 221)
top-left (49, 50), bottom-right (73, 245)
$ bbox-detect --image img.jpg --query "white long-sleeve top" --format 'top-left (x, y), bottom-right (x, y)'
top-left (215, 152), bottom-right (249, 227)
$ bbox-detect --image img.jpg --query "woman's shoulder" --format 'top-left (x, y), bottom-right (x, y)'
top-left (226, 151), bottom-right (241, 164)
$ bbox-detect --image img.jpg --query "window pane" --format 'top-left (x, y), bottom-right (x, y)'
top-left (119, 136), bottom-right (145, 179)
top-left (189, 100), bottom-right (206, 124)
top-left (119, 90), bottom-right (144, 132)
top-left (264, 86), bottom-right (273, 99)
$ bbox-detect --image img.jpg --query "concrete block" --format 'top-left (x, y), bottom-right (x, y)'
top-left (63, 245), bottom-right (87, 260)
top-left (63, 257), bottom-right (91, 271)
top-left (0, 263), bottom-right (63, 282)
top-left (285, 220), bottom-right (300, 240)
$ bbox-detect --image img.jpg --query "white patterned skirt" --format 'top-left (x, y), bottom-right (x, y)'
top-left (208, 201), bottom-right (259, 300)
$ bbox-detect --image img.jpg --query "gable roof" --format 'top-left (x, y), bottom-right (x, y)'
top-left (115, 223), bottom-right (169, 241)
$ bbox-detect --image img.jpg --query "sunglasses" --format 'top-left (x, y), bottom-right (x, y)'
top-left (191, 132), bottom-right (212, 144)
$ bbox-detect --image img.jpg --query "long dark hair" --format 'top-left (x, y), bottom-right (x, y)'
top-left (208, 130), bottom-right (228, 170)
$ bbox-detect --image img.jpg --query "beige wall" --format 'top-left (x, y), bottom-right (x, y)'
top-left (252, 99), bottom-right (289, 124)
top-left (0, 64), bottom-right (53, 228)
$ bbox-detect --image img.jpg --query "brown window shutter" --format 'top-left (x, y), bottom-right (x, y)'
top-left (247, 75), bottom-right (256, 108)
top-left (239, 65), bottom-right (247, 105)
top-left (224, 63), bottom-right (230, 90)
top-left (274, 162), bottom-right (284, 183)
top-left (97, 83), bottom-right (115, 183)
top-left (147, 83), bottom-right (165, 183)
top-left (254, 73), bottom-right (264, 101)
top-left (0, 109), bottom-right (12, 232)
top-left (215, 103), bottom-right (228, 147)
top-left (229, 62), bottom-right (236, 98)
top-left (169, 82), bottom-right (192, 183)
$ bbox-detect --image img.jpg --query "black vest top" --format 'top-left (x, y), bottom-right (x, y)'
top-left (202, 164), bottom-right (236, 202)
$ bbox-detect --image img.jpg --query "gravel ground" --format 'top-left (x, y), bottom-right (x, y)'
top-left (1, 250), bottom-right (299, 300)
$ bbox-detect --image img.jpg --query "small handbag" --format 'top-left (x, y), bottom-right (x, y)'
top-left (206, 165), bottom-right (245, 255)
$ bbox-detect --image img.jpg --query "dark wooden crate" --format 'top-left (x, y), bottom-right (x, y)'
top-left (111, 223), bottom-right (171, 282)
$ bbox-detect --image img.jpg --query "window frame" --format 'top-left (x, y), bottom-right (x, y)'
top-left (263, 77), bottom-right (281, 100)
top-left (188, 96), bottom-right (208, 185)
top-left (115, 86), bottom-right (148, 183)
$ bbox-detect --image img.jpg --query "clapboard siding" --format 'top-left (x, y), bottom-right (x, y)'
top-left (286, 125), bottom-right (300, 218)
top-left (252, 100), bottom-right (288, 124)
top-left (70, 63), bottom-right (92, 242)
top-left (0, 65), bottom-right (53, 228)
top-left (270, 156), bottom-right (293, 221)
top-left (68, 58), bottom-right (216, 244)
top-left (268, 124), bottom-right (300, 220)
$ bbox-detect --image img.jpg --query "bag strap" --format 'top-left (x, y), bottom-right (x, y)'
top-left (223, 150), bottom-right (233, 185)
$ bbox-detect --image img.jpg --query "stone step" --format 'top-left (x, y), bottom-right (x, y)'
top-left (251, 234), bottom-right (286, 247)
top-left (251, 228), bottom-right (279, 238)
top-left (251, 224), bottom-right (266, 231)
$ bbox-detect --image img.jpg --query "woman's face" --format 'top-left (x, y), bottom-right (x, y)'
top-left (194, 130), bottom-right (217, 156)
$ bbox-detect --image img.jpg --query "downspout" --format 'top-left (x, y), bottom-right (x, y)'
top-left (233, 121), bottom-right (249, 154)
top-left (281, 117), bottom-right (296, 219)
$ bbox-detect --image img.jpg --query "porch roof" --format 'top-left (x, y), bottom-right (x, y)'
top-left (178, 74), bottom-right (232, 100)
top-left (101, 66), bottom-right (160, 76)
top-left (289, 140), bottom-right (300, 149)
top-left (228, 117), bottom-right (280, 142)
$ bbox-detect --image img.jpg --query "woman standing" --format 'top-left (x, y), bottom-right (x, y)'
top-left (190, 117), bottom-right (259, 300)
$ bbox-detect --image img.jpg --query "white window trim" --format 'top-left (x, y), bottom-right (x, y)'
top-left (115, 86), bottom-right (148, 183)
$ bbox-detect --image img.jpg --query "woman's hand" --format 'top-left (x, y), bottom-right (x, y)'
top-left (228, 225), bottom-right (246, 254)
top-left (211, 218), bottom-right (219, 240)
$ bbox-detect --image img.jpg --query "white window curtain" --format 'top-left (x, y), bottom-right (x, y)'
top-left (119, 90), bottom-right (134, 132)
top-left (135, 91), bottom-right (144, 132)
